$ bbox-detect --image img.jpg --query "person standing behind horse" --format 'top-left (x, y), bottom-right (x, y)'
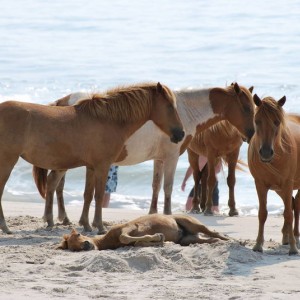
top-left (102, 166), bottom-right (119, 208)
top-left (181, 155), bottom-right (221, 213)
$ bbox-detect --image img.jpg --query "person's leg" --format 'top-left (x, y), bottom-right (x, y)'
top-left (186, 187), bottom-right (194, 211)
top-left (102, 192), bottom-right (111, 208)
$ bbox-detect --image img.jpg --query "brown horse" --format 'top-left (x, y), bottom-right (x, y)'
top-left (248, 94), bottom-right (300, 255)
top-left (33, 83), bottom-right (255, 231)
top-left (57, 214), bottom-right (230, 251)
top-left (187, 120), bottom-right (244, 216)
top-left (0, 82), bottom-right (185, 234)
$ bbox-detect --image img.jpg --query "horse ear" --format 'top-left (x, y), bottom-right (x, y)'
top-left (157, 82), bottom-right (163, 94)
top-left (56, 235), bottom-right (69, 250)
top-left (71, 228), bottom-right (77, 235)
top-left (233, 82), bottom-right (241, 95)
top-left (253, 94), bottom-right (262, 107)
top-left (278, 96), bottom-right (286, 107)
top-left (249, 86), bottom-right (254, 94)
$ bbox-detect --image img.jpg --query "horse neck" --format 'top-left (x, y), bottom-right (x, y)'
top-left (175, 89), bottom-right (220, 135)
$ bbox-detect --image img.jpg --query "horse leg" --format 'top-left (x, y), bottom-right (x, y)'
top-left (179, 235), bottom-right (221, 246)
top-left (253, 182), bottom-right (268, 253)
top-left (0, 156), bottom-right (19, 234)
top-left (149, 160), bottom-right (163, 214)
top-left (200, 166), bottom-right (208, 211)
top-left (92, 164), bottom-right (111, 234)
top-left (79, 167), bottom-right (95, 232)
top-left (173, 215), bottom-right (229, 241)
top-left (293, 190), bottom-right (300, 247)
top-left (277, 188), bottom-right (298, 255)
top-left (55, 172), bottom-right (71, 225)
top-left (226, 150), bottom-right (239, 216)
top-left (119, 225), bottom-right (164, 247)
top-left (187, 148), bottom-right (201, 212)
top-left (204, 155), bottom-right (217, 216)
top-left (162, 155), bottom-right (179, 215)
top-left (43, 170), bottom-right (67, 229)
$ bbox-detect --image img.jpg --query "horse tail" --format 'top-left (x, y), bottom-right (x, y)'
top-left (220, 157), bottom-right (248, 172)
top-left (32, 166), bottom-right (48, 199)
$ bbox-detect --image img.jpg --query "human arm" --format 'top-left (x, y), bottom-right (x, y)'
top-left (181, 166), bottom-right (193, 191)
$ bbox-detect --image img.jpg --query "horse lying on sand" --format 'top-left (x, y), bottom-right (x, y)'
top-left (0, 82), bottom-right (184, 234)
top-left (33, 83), bottom-right (255, 231)
top-left (57, 214), bottom-right (230, 251)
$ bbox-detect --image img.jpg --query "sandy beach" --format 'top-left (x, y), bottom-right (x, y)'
top-left (0, 201), bottom-right (299, 300)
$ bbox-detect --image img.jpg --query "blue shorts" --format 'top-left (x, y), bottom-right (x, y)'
top-left (105, 166), bottom-right (119, 193)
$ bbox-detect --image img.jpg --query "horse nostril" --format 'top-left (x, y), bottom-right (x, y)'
top-left (171, 128), bottom-right (185, 143)
top-left (83, 241), bottom-right (91, 251)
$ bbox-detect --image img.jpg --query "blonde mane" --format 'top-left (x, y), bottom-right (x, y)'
top-left (74, 83), bottom-right (175, 123)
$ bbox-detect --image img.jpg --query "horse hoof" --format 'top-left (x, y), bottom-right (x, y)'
top-left (289, 249), bottom-right (299, 255)
top-left (252, 244), bottom-right (263, 253)
top-left (204, 209), bottom-right (213, 216)
top-left (62, 217), bottom-right (72, 226)
top-left (97, 228), bottom-right (107, 235)
top-left (45, 226), bottom-right (53, 231)
top-left (229, 209), bottom-right (239, 217)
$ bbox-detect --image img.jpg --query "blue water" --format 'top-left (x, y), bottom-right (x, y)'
top-left (1, 0), bottom-right (300, 215)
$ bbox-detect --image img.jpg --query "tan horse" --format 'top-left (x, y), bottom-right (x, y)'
top-left (248, 94), bottom-right (300, 255)
top-left (33, 83), bottom-right (255, 231)
top-left (57, 214), bottom-right (230, 251)
top-left (187, 120), bottom-right (244, 216)
top-left (0, 82), bottom-right (185, 234)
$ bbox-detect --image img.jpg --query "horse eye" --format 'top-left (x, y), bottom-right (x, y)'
top-left (77, 233), bottom-right (81, 237)
top-left (274, 120), bottom-right (280, 127)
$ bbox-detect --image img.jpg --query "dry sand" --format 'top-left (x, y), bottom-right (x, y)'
top-left (1, 201), bottom-right (300, 299)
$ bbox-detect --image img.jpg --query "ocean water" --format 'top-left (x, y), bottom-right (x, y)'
top-left (1, 0), bottom-right (300, 215)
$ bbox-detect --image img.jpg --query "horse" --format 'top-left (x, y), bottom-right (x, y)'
top-left (0, 82), bottom-right (185, 234)
top-left (248, 94), bottom-right (300, 255)
top-left (33, 83), bottom-right (255, 231)
top-left (56, 214), bottom-right (230, 251)
top-left (187, 120), bottom-right (244, 216)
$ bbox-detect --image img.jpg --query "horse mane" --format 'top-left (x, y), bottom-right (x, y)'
top-left (206, 120), bottom-right (239, 138)
top-left (214, 83), bottom-right (252, 99)
top-left (74, 83), bottom-right (175, 123)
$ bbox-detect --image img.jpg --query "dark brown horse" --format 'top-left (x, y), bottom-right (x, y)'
top-left (248, 94), bottom-right (300, 255)
top-left (187, 120), bottom-right (244, 216)
top-left (0, 82), bottom-right (184, 234)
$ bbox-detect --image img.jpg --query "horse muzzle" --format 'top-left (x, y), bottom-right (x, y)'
top-left (259, 146), bottom-right (274, 163)
top-left (82, 240), bottom-right (95, 251)
top-left (170, 128), bottom-right (185, 144)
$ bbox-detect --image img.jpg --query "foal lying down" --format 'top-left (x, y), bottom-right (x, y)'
top-left (57, 214), bottom-right (229, 251)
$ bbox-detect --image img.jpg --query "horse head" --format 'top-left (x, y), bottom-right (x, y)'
top-left (253, 94), bottom-right (286, 162)
top-left (56, 228), bottom-right (96, 251)
top-left (151, 82), bottom-right (185, 144)
top-left (211, 83), bottom-right (255, 143)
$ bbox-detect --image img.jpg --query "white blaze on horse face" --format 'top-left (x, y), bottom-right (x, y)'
top-left (68, 92), bottom-right (91, 105)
